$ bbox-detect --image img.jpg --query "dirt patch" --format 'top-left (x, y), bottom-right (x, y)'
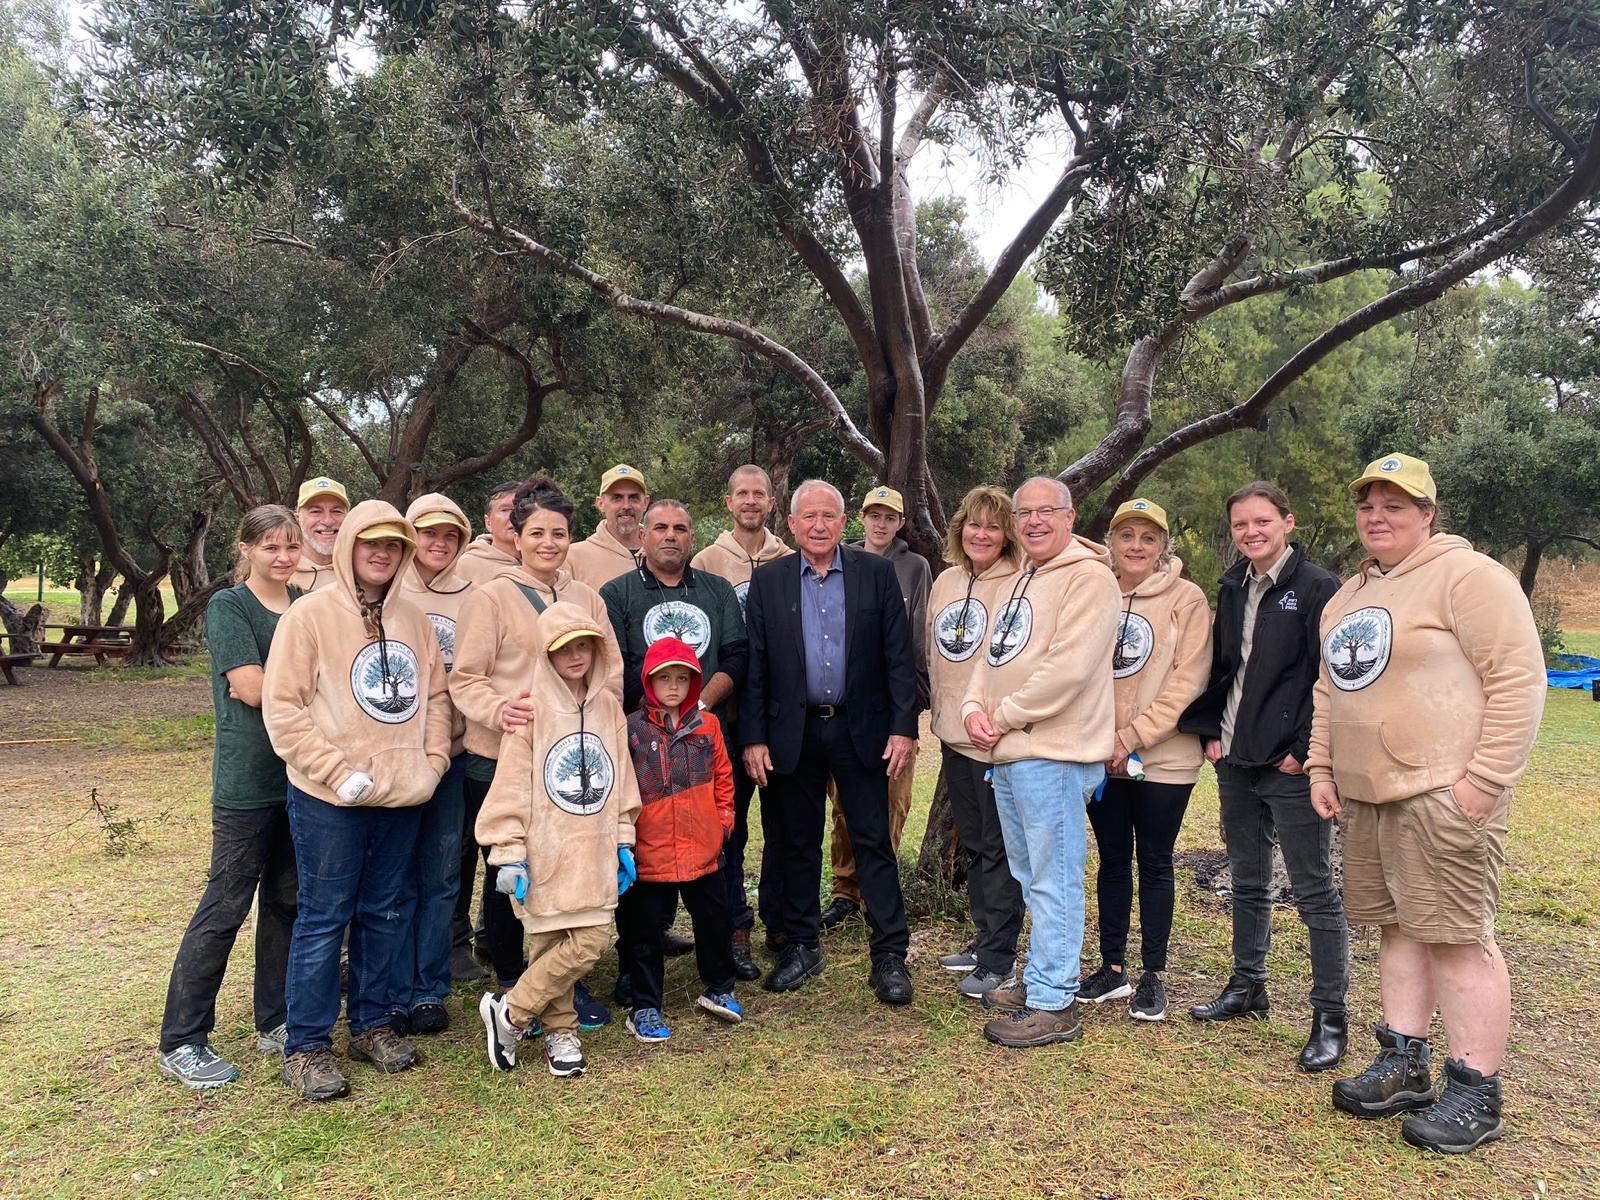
top-left (1, 662), bottom-right (211, 745)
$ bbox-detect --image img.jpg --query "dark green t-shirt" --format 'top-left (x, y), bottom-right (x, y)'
top-left (207, 582), bottom-right (298, 809)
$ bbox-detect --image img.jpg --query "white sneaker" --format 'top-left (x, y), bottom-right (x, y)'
top-left (479, 993), bottom-right (520, 1072)
top-left (545, 1031), bottom-right (587, 1077)
top-left (256, 1023), bottom-right (287, 1055)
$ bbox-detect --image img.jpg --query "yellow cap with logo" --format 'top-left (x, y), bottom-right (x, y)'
top-left (1348, 452), bottom-right (1437, 502)
top-left (599, 464), bottom-right (648, 495)
top-left (297, 477), bottom-right (349, 509)
top-left (860, 485), bottom-right (904, 515)
top-left (548, 625), bottom-right (606, 652)
top-left (1108, 497), bottom-right (1169, 533)
top-left (411, 509), bottom-right (471, 535)
top-left (355, 520), bottom-right (416, 547)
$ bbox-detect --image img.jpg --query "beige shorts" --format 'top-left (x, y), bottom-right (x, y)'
top-left (1341, 785), bottom-right (1511, 944)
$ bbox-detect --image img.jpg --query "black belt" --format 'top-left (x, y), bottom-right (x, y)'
top-left (806, 703), bottom-right (846, 719)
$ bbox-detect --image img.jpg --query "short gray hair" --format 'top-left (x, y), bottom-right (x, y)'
top-left (790, 479), bottom-right (845, 516)
top-left (1012, 476), bottom-right (1073, 509)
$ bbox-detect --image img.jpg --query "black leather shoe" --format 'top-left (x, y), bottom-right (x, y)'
top-left (869, 956), bottom-right (913, 1006)
top-left (662, 930), bottom-right (695, 957)
top-left (1189, 975), bottom-right (1269, 1021)
top-left (819, 898), bottom-right (860, 932)
top-left (763, 943), bottom-right (825, 993)
top-left (730, 929), bottom-right (762, 982)
top-left (1298, 1009), bottom-right (1348, 1073)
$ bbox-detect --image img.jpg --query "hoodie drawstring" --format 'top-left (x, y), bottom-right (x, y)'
top-left (360, 595), bottom-right (400, 706)
top-left (993, 566), bottom-right (1037, 655)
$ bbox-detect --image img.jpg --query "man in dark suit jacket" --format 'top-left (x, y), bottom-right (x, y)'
top-left (741, 479), bottom-right (919, 1004)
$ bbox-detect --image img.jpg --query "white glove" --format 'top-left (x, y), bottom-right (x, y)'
top-left (336, 772), bottom-right (375, 805)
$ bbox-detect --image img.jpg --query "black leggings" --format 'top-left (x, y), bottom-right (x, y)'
top-left (1087, 777), bottom-right (1193, 973)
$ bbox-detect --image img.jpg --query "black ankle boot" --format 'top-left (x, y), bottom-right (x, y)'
top-left (1188, 975), bottom-right (1269, 1021)
top-left (1332, 1024), bottom-right (1434, 1119)
top-left (1401, 1058), bottom-right (1504, 1153)
top-left (1297, 1009), bottom-right (1348, 1072)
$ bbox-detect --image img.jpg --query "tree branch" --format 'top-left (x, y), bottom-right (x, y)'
top-left (310, 395), bottom-right (387, 484)
top-left (428, 323), bottom-right (561, 490)
top-left (1526, 52), bottom-right (1581, 159)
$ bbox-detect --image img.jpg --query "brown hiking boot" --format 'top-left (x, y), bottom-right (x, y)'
top-left (983, 1003), bottom-right (1083, 1048)
top-left (348, 1027), bottom-right (418, 1073)
top-left (730, 927), bottom-right (761, 982)
top-left (980, 975), bottom-right (1028, 1013)
top-left (282, 1049), bottom-right (350, 1101)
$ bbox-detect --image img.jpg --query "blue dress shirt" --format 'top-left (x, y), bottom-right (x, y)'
top-left (799, 546), bottom-right (846, 705)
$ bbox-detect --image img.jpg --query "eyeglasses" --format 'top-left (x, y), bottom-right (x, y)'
top-left (1013, 506), bottom-right (1069, 522)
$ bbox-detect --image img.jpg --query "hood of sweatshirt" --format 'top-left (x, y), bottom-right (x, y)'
top-left (1120, 555), bottom-right (1188, 599)
top-left (1033, 534), bottom-right (1113, 578)
top-left (532, 601), bottom-right (619, 714)
top-left (403, 493), bottom-right (472, 595)
top-left (710, 527), bottom-right (789, 565)
top-left (640, 635), bottom-right (704, 712)
top-left (1358, 533), bottom-right (1473, 582)
top-left (331, 500), bottom-right (419, 616)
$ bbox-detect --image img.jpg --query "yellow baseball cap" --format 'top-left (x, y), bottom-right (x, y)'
top-left (411, 509), bottom-right (471, 535)
top-left (1109, 497), bottom-right (1169, 533)
top-left (599, 463), bottom-right (648, 495)
top-left (1348, 453), bottom-right (1437, 502)
top-left (860, 485), bottom-right (904, 515)
top-left (548, 626), bottom-right (605, 652)
top-left (355, 521), bottom-right (416, 547)
top-left (297, 477), bottom-right (349, 508)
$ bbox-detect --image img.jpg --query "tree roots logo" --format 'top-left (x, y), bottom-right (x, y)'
top-left (543, 732), bottom-right (615, 815)
top-left (428, 613), bottom-right (456, 674)
top-left (1113, 611), bottom-right (1154, 678)
top-left (933, 597), bottom-right (988, 662)
top-left (987, 598), bottom-right (1033, 667)
top-left (1322, 606), bottom-right (1393, 691)
top-left (643, 600), bottom-right (712, 655)
top-left (349, 640), bottom-right (421, 723)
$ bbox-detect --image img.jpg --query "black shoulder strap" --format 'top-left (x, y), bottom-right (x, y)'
top-left (514, 582), bottom-right (549, 615)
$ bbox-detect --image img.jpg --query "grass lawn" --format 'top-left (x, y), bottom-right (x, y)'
top-left (2, 648), bottom-right (1598, 1199)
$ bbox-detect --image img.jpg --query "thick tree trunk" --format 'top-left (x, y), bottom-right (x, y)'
top-left (162, 576), bottom-right (229, 647)
top-left (914, 765), bottom-right (965, 895)
top-left (170, 510), bottom-right (212, 608)
top-left (105, 585), bottom-right (134, 629)
top-left (0, 570), bottom-right (47, 655)
top-left (1519, 536), bottom-right (1546, 598)
top-left (125, 578), bottom-right (170, 667)
top-left (76, 554), bottom-right (116, 627)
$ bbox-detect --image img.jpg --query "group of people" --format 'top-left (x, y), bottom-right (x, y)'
top-left (153, 450), bottom-right (1545, 1157)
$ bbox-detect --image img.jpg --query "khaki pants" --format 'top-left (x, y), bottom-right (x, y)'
top-left (504, 924), bottom-right (610, 1034)
top-left (828, 768), bottom-right (914, 905)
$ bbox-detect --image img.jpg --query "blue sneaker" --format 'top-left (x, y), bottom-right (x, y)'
top-left (573, 980), bottom-right (612, 1031)
top-left (626, 1007), bottom-right (671, 1043)
top-left (697, 989), bottom-right (745, 1024)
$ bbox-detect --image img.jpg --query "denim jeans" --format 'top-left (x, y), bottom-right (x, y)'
top-left (991, 758), bottom-right (1103, 1011)
top-left (1215, 761), bottom-right (1349, 1013)
top-left (388, 755), bottom-right (465, 1014)
top-left (284, 785), bottom-right (423, 1056)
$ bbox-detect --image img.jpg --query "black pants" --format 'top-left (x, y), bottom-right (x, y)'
top-left (770, 713), bottom-right (910, 959)
top-left (719, 746), bottom-right (757, 931)
top-left (455, 771), bottom-right (526, 987)
top-left (616, 875), bottom-right (737, 1012)
top-left (160, 805), bottom-right (298, 1052)
top-left (1087, 777), bottom-right (1193, 973)
top-left (943, 745), bottom-right (1024, 975)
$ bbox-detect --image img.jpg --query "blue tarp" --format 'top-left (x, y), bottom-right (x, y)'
top-left (1548, 654), bottom-right (1600, 690)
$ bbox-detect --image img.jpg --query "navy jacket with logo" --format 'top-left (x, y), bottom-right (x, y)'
top-left (1178, 543), bottom-right (1338, 770)
top-left (601, 563), bottom-right (747, 716)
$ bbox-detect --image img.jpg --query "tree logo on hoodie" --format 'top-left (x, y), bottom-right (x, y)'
top-left (349, 640), bottom-right (421, 723)
top-left (987, 598), bottom-right (1034, 667)
top-left (543, 732), bottom-right (615, 815)
top-left (734, 581), bottom-right (751, 616)
top-left (1113, 611), bottom-right (1154, 678)
top-left (427, 613), bottom-right (456, 674)
top-left (1322, 606), bottom-right (1393, 691)
top-left (643, 600), bottom-right (712, 657)
top-left (933, 598), bottom-right (988, 662)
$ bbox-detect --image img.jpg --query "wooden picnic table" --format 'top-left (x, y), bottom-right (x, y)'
top-left (42, 623), bottom-right (135, 667)
top-left (1, 631), bottom-right (42, 685)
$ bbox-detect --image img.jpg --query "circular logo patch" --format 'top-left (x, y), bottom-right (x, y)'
top-left (987, 598), bottom-right (1033, 667)
top-left (428, 613), bottom-right (456, 674)
top-left (542, 732), bottom-right (616, 816)
top-left (1380, 457), bottom-right (1402, 472)
top-left (643, 600), bottom-right (712, 656)
top-left (1113, 611), bottom-right (1155, 678)
top-left (933, 597), bottom-right (988, 663)
top-left (349, 640), bottom-right (422, 723)
top-left (1322, 606), bottom-right (1394, 692)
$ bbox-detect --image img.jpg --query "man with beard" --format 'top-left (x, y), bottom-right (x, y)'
top-left (290, 478), bottom-right (350, 593)
top-left (567, 464), bottom-right (649, 591)
top-left (691, 466), bottom-right (793, 616)
top-left (453, 481), bottom-right (523, 586)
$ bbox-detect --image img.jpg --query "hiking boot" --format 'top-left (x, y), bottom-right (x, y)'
top-left (697, 989), bottom-right (745, 1024)
top-left (662, 929), bottom-right (695, 957)
top-left (158, 1044), bottom-right (239, 1090)
top-left (256, 1023), bottom-right (287, 1055)
top-left (545, 1031), bottom-right (587, 1077)
top-left (479, 993), bottom-right (522, 1072)
top-left (282, 1048), bottom-right (349, 1101)
top-left (451, 944), bottom-right (488, 983)
top-left (348, 1027), bottom-right (418, 1073)
top-left (626, 1007), bottom-right (672, 1043)
top-left (1079, 963), bottom-right (1133, 1004)
top-left (730, 928), bottom-right (762, 981)
top-left (957, 967), bottom-right (1011, 1000)
top-left (1128, 971), bottom-right (1168, 1022)
top-left (937, 949), bottom-right (979, 973)
top-left (1189, 975), bottom-right (1269, 1021)
top-left (983, 1003), bottom-right (1083, 1048)
top-left (1298, 1009), bottom-right (1349, 1073)
top-left (819, 898), bottom-right (860, 932)
top-left (980, 974), bottom-right (1028, 1013)
top-left (573, 980), bottom-right (612, 1030)
top-left (1401, 1058), bottom-right (1504, 1154)
top-left (409, 1002), bottom-right (449, 1036)
top-left (1332, 1025), bottom-right (1435, 1119)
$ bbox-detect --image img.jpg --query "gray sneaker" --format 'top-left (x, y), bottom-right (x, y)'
top-left (256, 1023), bottom-right (287, 1055)
top-left (158, 1044), bottom-right (239, 1090)
top-left (937, 949), bottom-right (979, 973)
top-left (545, 1031), bottom-right (587, 1077)
top-left (956, 968), bottom-right (1011, 1000)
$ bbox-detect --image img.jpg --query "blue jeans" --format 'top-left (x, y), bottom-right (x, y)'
top-left (284, 785), bottom-right (423, 1056)
top-left (388, 755), bottom-right (465, 1014)
top-left (991, 758), bottom-right (1103, 1011)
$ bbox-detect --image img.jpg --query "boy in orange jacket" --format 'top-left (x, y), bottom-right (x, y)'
top-left (618, 637), bottom-right (743, 1042)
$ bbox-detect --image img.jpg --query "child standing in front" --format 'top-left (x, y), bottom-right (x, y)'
top-left (477, 603), bottom-right (640, 1077)
top-left (617, 637), bottom-right (744, 1042)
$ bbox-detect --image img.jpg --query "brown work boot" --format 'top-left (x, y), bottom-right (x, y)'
top-left (980, 974), bottom-right (1028, 1013)
top-left (730, 928), bottom-right (761, 981)
top-left (983, 1002), bottom-right (1083, 1048)
top-left (282, 1049), bottom-right (350, 1101)
top-left (348, 1026), bottom-right (418, 1073)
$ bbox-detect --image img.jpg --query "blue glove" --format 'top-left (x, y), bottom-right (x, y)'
top-left (495, 861), bottom-right (530, 904)
top-left (616, 845), bottom-right (637, 895)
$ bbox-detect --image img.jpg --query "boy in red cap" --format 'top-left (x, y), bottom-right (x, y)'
top-left (618, 637), bottom-right (743, 1041)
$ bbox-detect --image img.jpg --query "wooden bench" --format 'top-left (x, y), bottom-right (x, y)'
top-left (1, 653), bottom-right (39, 685)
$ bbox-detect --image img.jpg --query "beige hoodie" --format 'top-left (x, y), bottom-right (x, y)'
top-left (1110, 557), bottom-right (1211, 784)
top-left (566, 522), bottom-right (640, 591)
top-left (264, 500), bottom-right (452, 807)
top-left (290, 558), bottom-right (336, 594)
top-left (397, 493), bottom-right (474, 755)
top-left (1307, 533), bottom-right (1545, 805)
top-left (454, 533), bottom-right (519, 587)
top-left (476, 603), bottom-right (641, 933)
top-left (927, 560), bottom-right (1020, 757)
top-left (690, 527), bottom-right (792, 611)
top-left (450, 566), bottom-right (623, 759)
top-left (960, 535), bottom-right (1121, 765)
